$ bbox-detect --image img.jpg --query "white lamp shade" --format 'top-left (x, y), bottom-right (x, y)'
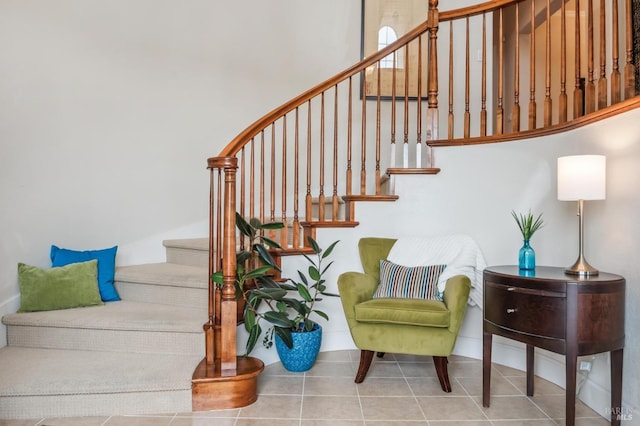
top-left (557, 155), bottom-right (606, 201)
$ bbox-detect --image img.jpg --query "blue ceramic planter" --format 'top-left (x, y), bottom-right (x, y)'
top-left (275, 323), bottom-right (322, 372)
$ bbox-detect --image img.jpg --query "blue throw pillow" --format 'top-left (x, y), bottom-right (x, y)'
top-left (50, 245), bottom-right (120, 302)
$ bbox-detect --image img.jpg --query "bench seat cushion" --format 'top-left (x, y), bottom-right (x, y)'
top-left (355, 298), bottom-right (450, 327)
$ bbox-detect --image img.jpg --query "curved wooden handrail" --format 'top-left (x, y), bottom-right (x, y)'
top-left (217, 0), bottom-right (527, 159)
top-left (439, 0), bottom-right (520, 21)
top-left (215, 0), bottom-right (637, 160)
top-left (217, 21), bottom-right (432, 158)
top-left (430, 95), bottom-right (640, 146)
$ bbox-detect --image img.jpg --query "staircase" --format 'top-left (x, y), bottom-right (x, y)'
top-left (0, 239), bottom-right (210, 419)
top-left (199, 0), bottom-right (638, 411)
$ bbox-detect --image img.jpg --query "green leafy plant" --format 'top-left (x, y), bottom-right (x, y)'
top-left (511, 210), bottom-right (544, 240)
top-left (213, 213), bottom-right (339, 356)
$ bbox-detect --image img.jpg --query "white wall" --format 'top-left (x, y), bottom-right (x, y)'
top-left (0, 0), bottom-right (362, 336)
top-left (1, 0), bottom-right (638, 420)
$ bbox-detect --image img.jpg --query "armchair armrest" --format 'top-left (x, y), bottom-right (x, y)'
top-left (337, 271), bottom-right (378, 326)
top-left (442, 275), bottom-right (471, 334)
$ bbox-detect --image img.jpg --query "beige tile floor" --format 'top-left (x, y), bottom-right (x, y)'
top-left (0, 350), bottom-right (608, 426)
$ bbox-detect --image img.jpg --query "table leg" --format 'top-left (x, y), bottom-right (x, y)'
top-left (610, 349), bottom-right (623, 426)
top-left (526, 344), bottom-right (534, 396)
top-left (565, 352), bottom-right (577, 426)
top-left (483, 332), bottom-right (492, 407)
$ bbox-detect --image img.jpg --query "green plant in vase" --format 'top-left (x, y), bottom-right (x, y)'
top-left (511, 210), bottom-right (544, 270)
top-left (213, 213), bottom-right (339, 371)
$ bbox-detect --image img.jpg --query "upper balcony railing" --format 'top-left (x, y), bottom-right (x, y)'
top-left (203, 0), bottom-right (639, 374)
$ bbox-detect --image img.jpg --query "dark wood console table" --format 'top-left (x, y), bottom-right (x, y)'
top-left (482, 266), bottom-right (625, 426)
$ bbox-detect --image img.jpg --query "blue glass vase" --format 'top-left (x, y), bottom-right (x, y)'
top-left (519, 239), bottom-right (536, 270)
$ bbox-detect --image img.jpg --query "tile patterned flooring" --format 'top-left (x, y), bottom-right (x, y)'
top-left (0, 350), bottom-right (608, 425)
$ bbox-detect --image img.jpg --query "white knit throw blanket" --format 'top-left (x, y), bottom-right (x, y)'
top-left (386, 234), bottom-right (487, 307)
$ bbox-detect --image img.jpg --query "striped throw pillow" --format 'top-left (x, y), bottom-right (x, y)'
top-left (373, 260), bottom-right (446, 300)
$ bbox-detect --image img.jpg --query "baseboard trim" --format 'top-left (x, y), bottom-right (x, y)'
top-left (0, 294), bottom-right (20, 348)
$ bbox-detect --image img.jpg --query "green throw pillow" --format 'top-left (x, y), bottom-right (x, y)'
top-left (18, 260), bottom-right (104, 313)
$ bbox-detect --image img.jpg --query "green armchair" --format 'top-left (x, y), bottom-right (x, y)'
top-left (338, 237), bottom-right (472, 392)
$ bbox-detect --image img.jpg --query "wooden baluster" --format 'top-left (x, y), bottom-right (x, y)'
top-left (514, 2), bottom-right (521, 131)
top-left (496, 10), bottom-right (503, 135)
top-left (249, 138), bottom-right (255, 228)
top-left (464, 17), bottom-right (470, 138)
top-left (427, 0), bottom-right (439, 147)
top-left (269, 124), bottom-right (276, 240)
top-left (482, 12), bottom-right (489, 136)
top-left (260, 131), bottom-right (265, 223)
top-left (375, 63), bottom-right (381, 194)
top-left (448, 23), bottom-right (454, 140)
top-left (332, 85), bottom-right (340, 220)
top-left (529, 0), bottom-right (537, 129)
top-left (239, 147), bottom-right (246, 225)
top-left (306, 101), bottom-right (313, 221)
top-left (586, 0), bottom-right (596, 113)
top-left (403, 44), bottom-right (409, 169)
top-left (220, 158), bottom-right (238, 373)
top-left (610, 0), bottom-right (621, 104)
top-left (376, 71), bottom-right (382, 193)
top-left (280, 117), bottom-right (288, 248)
top-left (544, 0), bottom-right (552, 127)
top-left (318, 92), bottom-right (326, 222)
top-left (293, 108), bottom-right (300, 248)
top-left (360, 68), bottom-right (367, 196)
top-left (597, 0), bottom-right (608, 109)
top-left (391, 53), bottom-right (397, 168)
top-left (417, 35), bottom-right (423, 167)
top-left (574, 0), bottom-right (584, 118)
top-left (623, 0), bottom-right (636, 98)
top-left (346, 77), bottom-right (353, 196)
top-left (559, 0), bottom-right (568, 123)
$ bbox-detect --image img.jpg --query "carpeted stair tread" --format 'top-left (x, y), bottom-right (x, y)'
top-left (115, 262), bottom-right (207, 289)
top-left (0, 346), bottom-right (201, 397)
top-left (2, 300), bottom-right (204, 333)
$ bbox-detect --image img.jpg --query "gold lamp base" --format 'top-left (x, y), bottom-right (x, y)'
top-left (565, 254), bottom-right (599, 277)
top-left (565, 199), bottom-right (599, 277)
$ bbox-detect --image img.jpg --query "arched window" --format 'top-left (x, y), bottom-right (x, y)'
top-left (378, 26), bottom-right (398, 68)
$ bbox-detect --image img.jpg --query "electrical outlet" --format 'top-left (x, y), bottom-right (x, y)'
top-left (579, 361), bottom-right (592, 372)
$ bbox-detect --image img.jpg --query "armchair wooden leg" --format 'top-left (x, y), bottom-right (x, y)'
top-left (433, 356), bottom-right (452, 392)
top-left (355, 350), bottom-right (375, 383)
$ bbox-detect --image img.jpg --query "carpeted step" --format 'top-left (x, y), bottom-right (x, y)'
top-left (0, 346), bottom-right (200, 419)
top-left (114, 262), bottom-right (208, 309)
top-left (2, 300), bottom-right (205, 356)
top-left (163, 238), bottom-right (209, 268)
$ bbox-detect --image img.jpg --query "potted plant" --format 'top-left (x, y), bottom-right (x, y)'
top-left (511, 210), bottom-right (544, 270)
top-left (213, 214), bottom-right (339, 372)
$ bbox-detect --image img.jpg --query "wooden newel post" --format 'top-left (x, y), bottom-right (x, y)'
top-left (426, 0), bottom-right (439, 160)
top-left (220, 157), bottom-right (238, 374)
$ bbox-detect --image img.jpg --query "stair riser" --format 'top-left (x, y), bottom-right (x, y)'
top-left (165, 248), bottom-right (209, 268)
top-left (7, 326), bottom-right (204, 356)
top-left (115, 281), bottom-right (209, 310)
top-left (0, 390), bottom-right (191, 419)
top-left (310, 202), bottom-right (345, 221)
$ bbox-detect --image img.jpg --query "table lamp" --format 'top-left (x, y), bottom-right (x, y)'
top-left (557, 155), bottom-right (606, 276)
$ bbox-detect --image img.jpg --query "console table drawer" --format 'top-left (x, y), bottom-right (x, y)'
top-left (484, 281), bottom-right (566, 339)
